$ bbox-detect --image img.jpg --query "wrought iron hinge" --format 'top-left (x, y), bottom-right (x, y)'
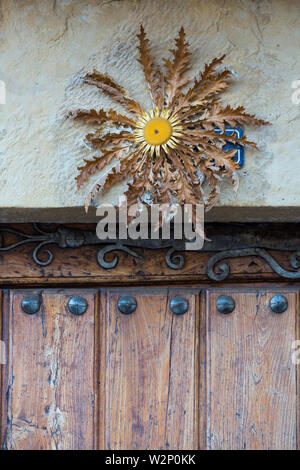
top-left (1, 223), bottom-right (300, 281)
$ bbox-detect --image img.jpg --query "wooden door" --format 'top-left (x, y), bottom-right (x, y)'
top-left (0, 288), bottom-right (199, 450)
top-left (98, 288), bottom-right (199, 450)
top-left (0, 287), bottom-right (299, 450)
top-left (202, 289), bottom-right (299, 450)
top-left (1, 289), bottom-right (98, 450)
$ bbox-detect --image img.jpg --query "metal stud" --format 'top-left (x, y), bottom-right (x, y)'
top-left (117, 295), bottom-right (137, 315)
top-left (67, 296), bottom-right (88, 316)
top-left (170, 296), bottom-right (189, 316)
top-left (216, 295), bottom-right (235, 314)
top-left (269, 294), bottom-right (288, 314)
top-left (21, 295), bottom-right (40, 315)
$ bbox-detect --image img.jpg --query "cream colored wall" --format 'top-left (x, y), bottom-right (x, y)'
top-left (0, 0), bottom-right (300, 222)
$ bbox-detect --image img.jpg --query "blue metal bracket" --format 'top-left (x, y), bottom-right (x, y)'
top-left (214, 126), bottom-right (244, 167)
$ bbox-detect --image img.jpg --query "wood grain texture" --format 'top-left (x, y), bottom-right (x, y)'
top-left (0, 224), bottom-right (297, 286)
top-left (0, 290), bottom-right (3, 445)
top-left (4, 290), bottom-right (97, 450)
top-left (198, 290), bottom-right (207, 450)
top-left (0, 281), bottom-right (299, 450)
top-left (0, 291), bottom-right (9, 448)
top-left (297, 291), bottom-right (300, 449)
top-left (99, 288), bottom-right (199, 450)
top-left (205, 290), bottom-right (297, 450)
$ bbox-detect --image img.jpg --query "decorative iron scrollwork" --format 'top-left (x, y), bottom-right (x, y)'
top-left (0, 224), bottom-right (57, 267)
top-left (97, 242), bottom-right (142, 269)
top-left (206, 247), bottom-right (300, 281)
top-left (0, 224), bottom-right (96, 266)
top-left (1, 223), bottom-right (300, 281)
top-left (165, 248), bottom-right (185, 270)
top-left (0, 224), bottom-right (185, 270)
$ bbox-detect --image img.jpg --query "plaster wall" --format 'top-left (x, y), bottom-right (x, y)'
top-left (0, 0), bottom-right (300, 222)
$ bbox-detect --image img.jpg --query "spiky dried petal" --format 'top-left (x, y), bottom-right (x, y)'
top-left (83, 70), bottom-right (144, 116)
top-left (67, 108), bottom-right (137, 128)
top-left (137, 25), bottom-right (164, 108)
top-left (76, 147), bottom-right (123, 189)
top-left (163, 26), bottom-right (191, 106)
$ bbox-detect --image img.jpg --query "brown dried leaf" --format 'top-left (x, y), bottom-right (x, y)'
top-left (137, 25), bottom-right (164, 108)
top-left (181, 128), bottom-right (258, 149)
top-left (175, 55), bottom-right (230, 111)
top-left (86, 131), bottom-right (134, 147)
top-left (204, 167), bottom-right (222, 210)
top-left (67, 108), bottom-right (137, 128)
top-left (176, 70), bottom-right (231, 112)
top-left (200, 54), bottom-right (226, 81)
top-left (206, 104), bottom-right (271, 128)
top-left (67, 108), bottom-right (108, 125)
top-left (205, 147), bottom-right (239, 174)
top-left (84, 182), bottom-right (101, 213)
top-left (176, 174), bottom-right (198, 204)
top-left (163, 27), bottom-right (191, 106)
top-left (107, 109), bottom-right (137, 128)
top-left (83, 70), bottom-right (144, 116)
top-left (160, 158), bottom-right (175, 202)
top-left (102, 149), bottom-right (141, 193)
top-left (76, 147), bottom-right (123, 189)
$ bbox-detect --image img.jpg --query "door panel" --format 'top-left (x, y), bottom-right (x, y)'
top-left (205, 290), bottom-right (298, 450)
top-left (1, 287), bottom-right (298, 450)
top-left (99, 288), bottom-right (199, 450)
top-left (3, 290), bottom-right (97, 450)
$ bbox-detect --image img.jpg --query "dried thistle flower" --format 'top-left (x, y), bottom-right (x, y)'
top-left (68, 26), bottom-right (270, 218)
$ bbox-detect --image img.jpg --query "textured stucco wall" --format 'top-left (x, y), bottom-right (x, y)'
top-left (0, 0), bottom-right (300, 222)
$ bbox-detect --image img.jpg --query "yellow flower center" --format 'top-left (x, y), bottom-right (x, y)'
top-left (143, 117), bottom-right (173, 146)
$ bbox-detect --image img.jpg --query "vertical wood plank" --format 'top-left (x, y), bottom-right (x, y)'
top-left (198, 290), bottom-right (207, 450)
top-left (206, 290), bottom-right (297, 450)
top-left (93, 290), bottom-right (101, 450)
top-left (99, 288), bottom-right (199, 450)
top-left (0, 290), bottom-right (9, 449)
top-left (4, 289), bottom-right (96, 450)
top-left (296, 291), bottom-right (300, 450)
top-left (0, 290), bottom-right (3, 446)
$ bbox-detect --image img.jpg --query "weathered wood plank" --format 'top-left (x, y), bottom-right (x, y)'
top-left (0, 224), bottom-right (298, 285)
top-left (99, 288), bottom-right (199, 450)
top-left (297, 291), bottom-right (300, 449)
top-left (4, 290), bottom-right (96, 450)
top-left (0, 291), bottom-right (9, 449)
top-left (198, 290), bottom-right (207, 450)
top-left (0, 290), bottom-right (3, 446)
top-left (205, 290), bottom-right (297, 450)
